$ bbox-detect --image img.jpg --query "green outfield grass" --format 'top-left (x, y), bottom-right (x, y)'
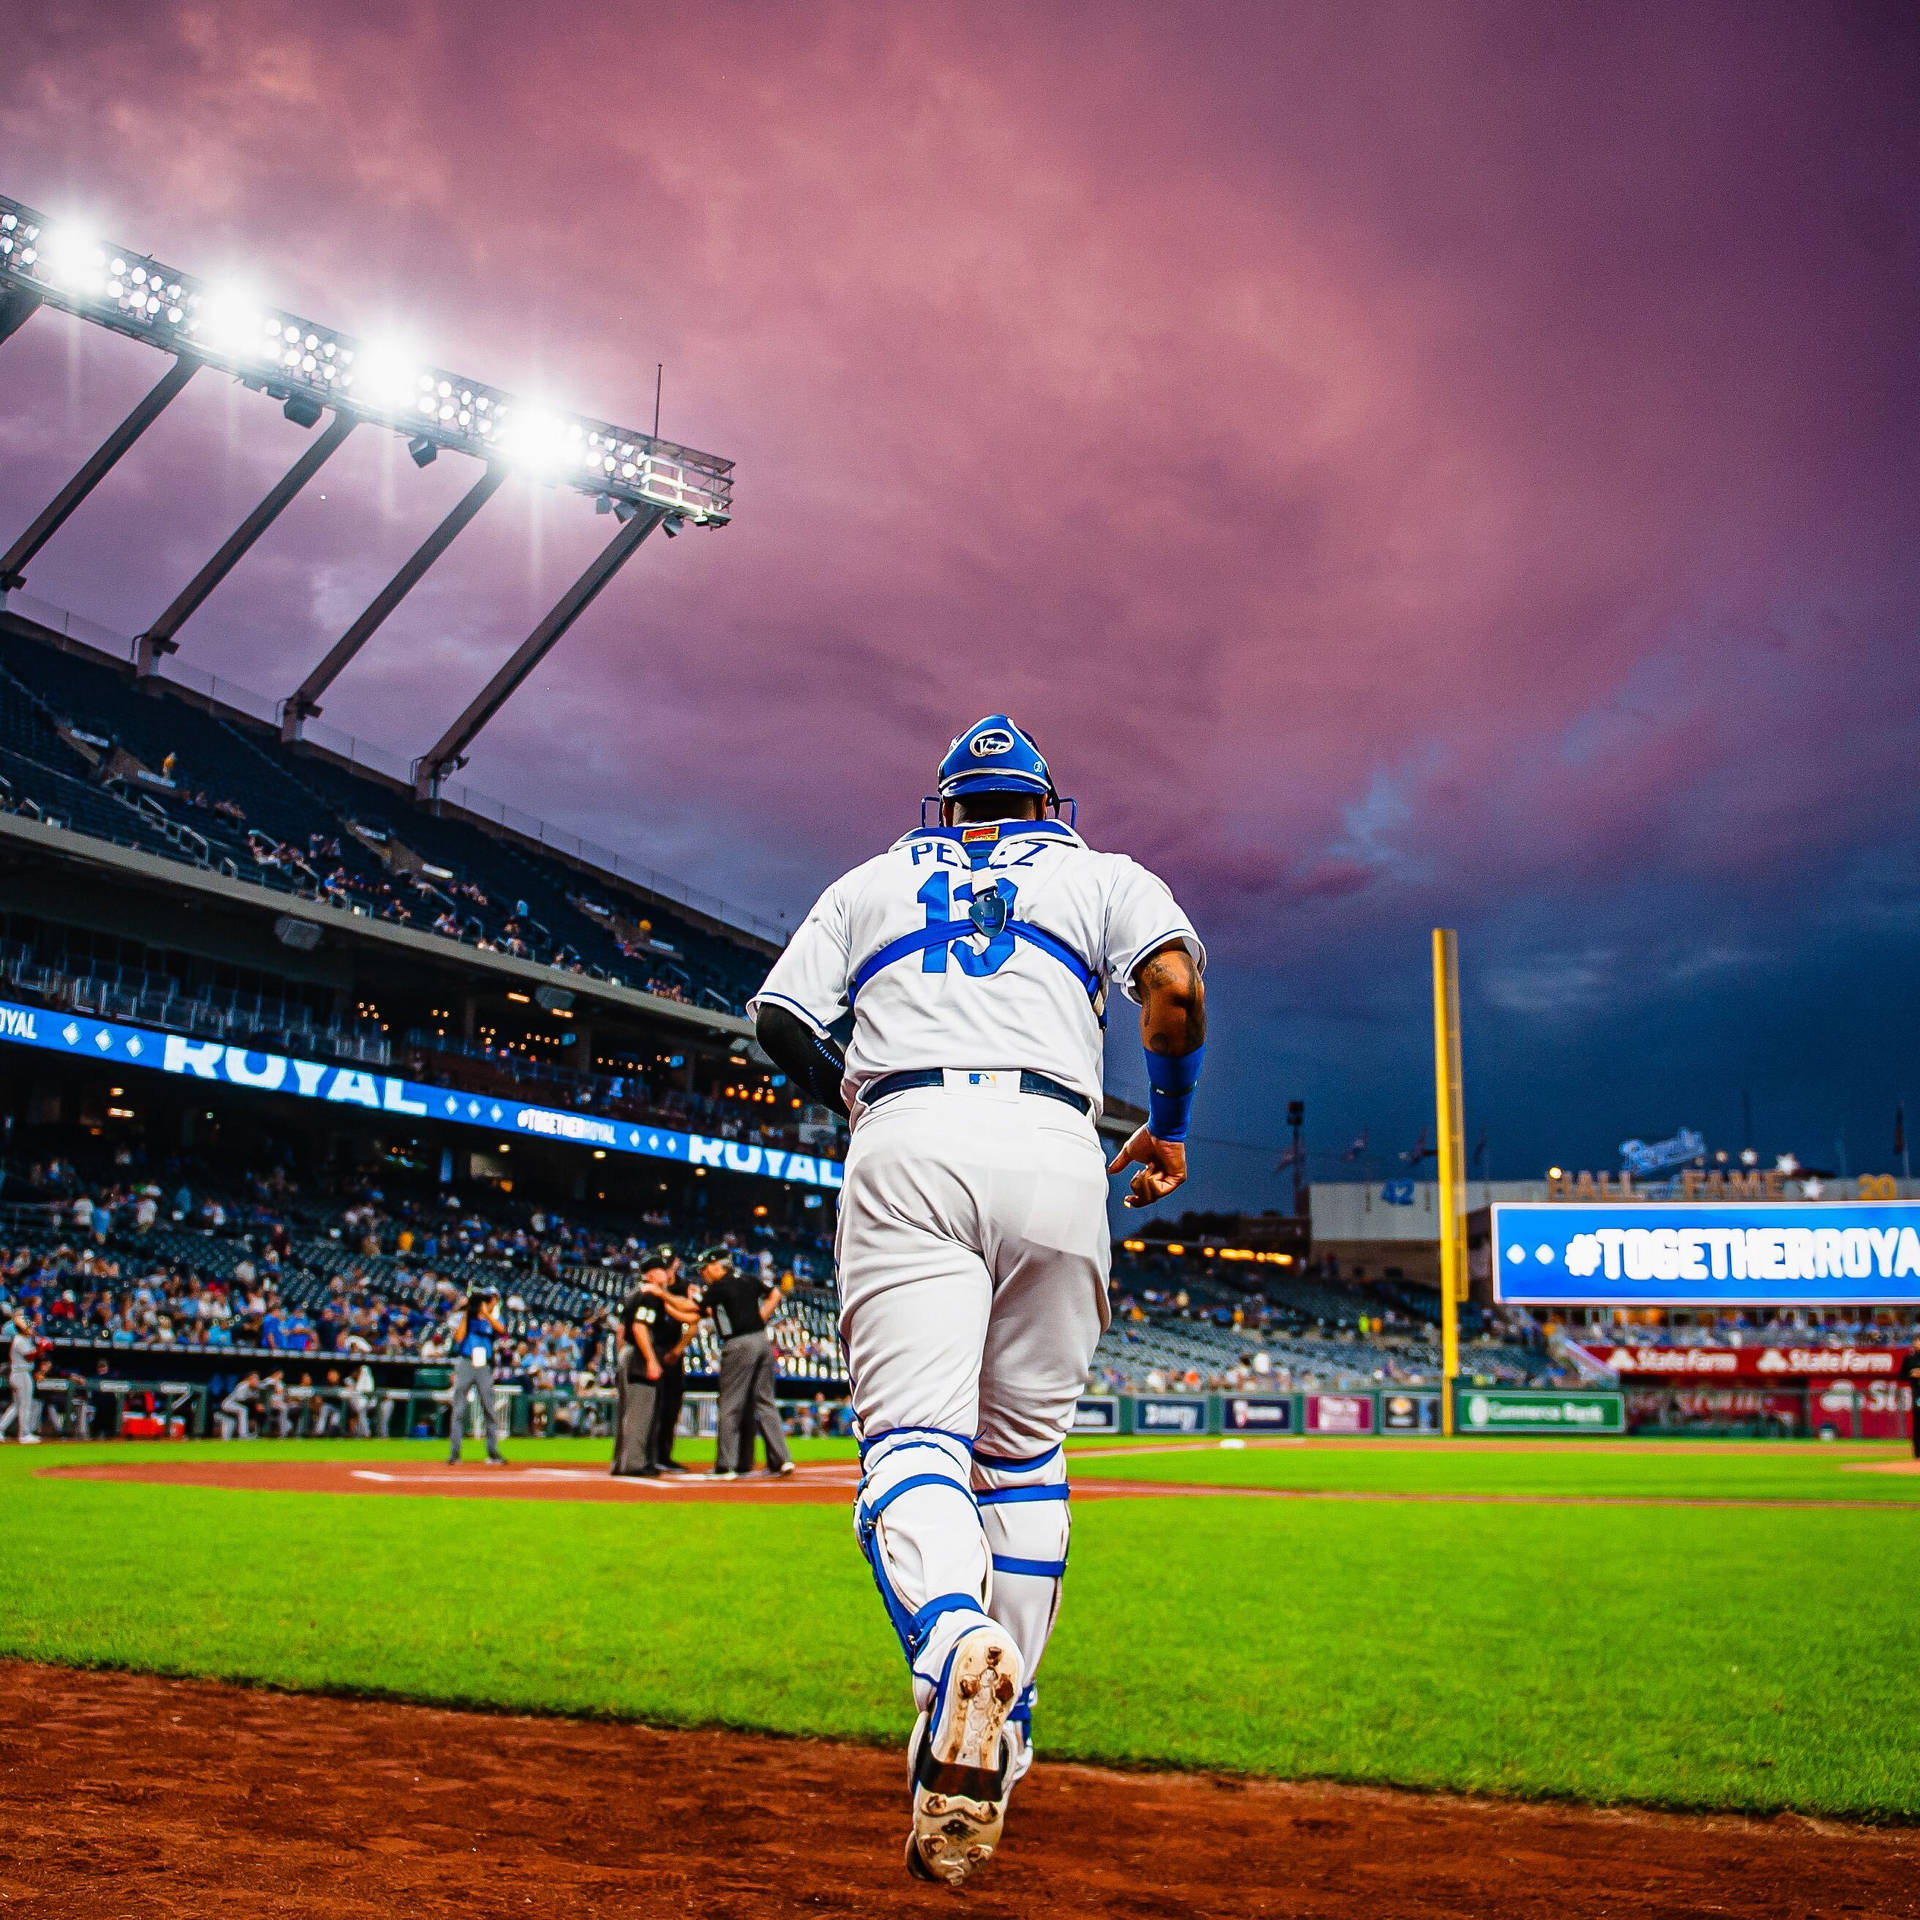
top-left (1065, 1432), bottom-right (1920, 1502)
top-left (1, 1435), bottom-right (1915, 1819)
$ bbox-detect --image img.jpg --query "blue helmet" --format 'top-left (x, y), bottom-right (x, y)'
top-left (936, 714), bottom-right (1057, 804)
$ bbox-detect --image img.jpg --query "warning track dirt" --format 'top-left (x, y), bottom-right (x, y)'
top-left (0, 1661), bottom-right (1909, 1919)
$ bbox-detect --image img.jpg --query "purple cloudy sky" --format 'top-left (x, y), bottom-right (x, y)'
top-left (2, 2), bottom-right (1917, 1204)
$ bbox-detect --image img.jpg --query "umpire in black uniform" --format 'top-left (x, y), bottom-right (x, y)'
top-left (1900, 1344), bottom-right (1920, 1459)
top-left (703, 1247), bottom-right (794, 1480)
top-left (648, 1244), bottom-right (698, 1473)
top-left (612, 1256), bottom-right (672, 1478)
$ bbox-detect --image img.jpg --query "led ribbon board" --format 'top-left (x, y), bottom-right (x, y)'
top-left (0, 193), bottom-right (731, 523)
top-left (1492, 1201), bottom-right (1920, 1307)
top-left (0, 998), bottom-right (841, 1192)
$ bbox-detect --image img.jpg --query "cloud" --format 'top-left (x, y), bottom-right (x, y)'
top-left (0, 0), bottom-right (1916, 1186)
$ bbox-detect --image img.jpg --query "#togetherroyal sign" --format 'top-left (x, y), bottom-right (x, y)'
top-left (1573, 1343), bottom-right (1910, 1381)
top-left (1493, 1201), bottom-right (1920, 1306)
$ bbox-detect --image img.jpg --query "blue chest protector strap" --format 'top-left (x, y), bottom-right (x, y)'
top-left (849, 919), bottom-right (1101, 1009)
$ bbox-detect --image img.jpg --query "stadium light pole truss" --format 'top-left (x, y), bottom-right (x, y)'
top-left (1431, 928), bottom-right (1466, 1435)
top-left (0, 188), bottom-right (732, 709)
top-left (0, 286), bottom-right (38, 347)
top-left (134, 409), bottom-right (357, 675)
top-left (412, 502), bottom-right (667, 800)
top-left (281, 462), bottom-right (508, 739)
top-left (0, 356), bottom-right (198, 592)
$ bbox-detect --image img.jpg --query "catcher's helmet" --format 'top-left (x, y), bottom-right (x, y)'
top-left (936, 715), bottom-right (1057, 804)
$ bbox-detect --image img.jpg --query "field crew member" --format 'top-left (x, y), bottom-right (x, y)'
top-left (701, 1248), bottom-right (793, 1480)
top-left (447, 1285), bottom-right (508, 1466)
top-left (751, 715), bottom-right (1204, 1886)
top-left (0, 1304), bottom-right (40, 1444)
top-left (612, 1256), bottom-right (672, 1477)
top-left (650, 1245), bottom-right (698, 1473)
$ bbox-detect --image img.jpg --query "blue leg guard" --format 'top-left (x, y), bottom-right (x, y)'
top-left (974, 1441), bottom-right (1069, 1743)
top-left (856, 1427), bottom-right (994, 1700)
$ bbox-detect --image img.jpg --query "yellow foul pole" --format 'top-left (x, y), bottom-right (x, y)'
top-left (1432, 928), bottom-right (1466, 1436)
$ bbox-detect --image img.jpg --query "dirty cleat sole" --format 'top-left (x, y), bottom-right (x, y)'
top-left (905, 1623), bottom-right (1022, 1887)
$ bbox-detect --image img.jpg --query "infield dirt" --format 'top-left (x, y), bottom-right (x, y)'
top-left (0, 1661), bottom-right (1911, 1918)
top-left (41, 1455), bottom-right (1916, 1510)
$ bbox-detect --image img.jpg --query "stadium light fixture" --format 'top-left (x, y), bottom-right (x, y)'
top-left (0, 191), bottom-right (732, 525)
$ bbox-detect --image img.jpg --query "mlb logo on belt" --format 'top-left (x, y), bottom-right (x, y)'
top-left (960, 824), bottom-right (1000, 844)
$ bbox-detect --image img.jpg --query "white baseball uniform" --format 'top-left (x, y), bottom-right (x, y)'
top-left (750, 818), bottom-right (1202, 1720)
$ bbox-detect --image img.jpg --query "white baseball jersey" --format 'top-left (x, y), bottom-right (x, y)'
top-left (749, 819), bottom-right (1203, 1117)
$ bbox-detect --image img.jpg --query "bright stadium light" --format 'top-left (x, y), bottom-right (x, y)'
top-left (346, 337), bottom-right (422, 410)
top-left (0, 189), bottom-right (732, 523)
top-left (196, 286), bottom-right (274, 361)
top-left (40, 224), bottom-right (108, 297)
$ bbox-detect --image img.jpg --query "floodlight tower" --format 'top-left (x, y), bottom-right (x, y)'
top-left (0, 193), bottom-right (732, 794)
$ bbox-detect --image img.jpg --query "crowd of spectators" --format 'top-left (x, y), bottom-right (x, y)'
top-left (0, 1152), bottom-right (845, 1417)
top-left (1554, 1309), bottom-right (1915, 1349)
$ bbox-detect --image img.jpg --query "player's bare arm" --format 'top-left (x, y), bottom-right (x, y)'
top-left (1107, 941), bottom-right (1206, 1209)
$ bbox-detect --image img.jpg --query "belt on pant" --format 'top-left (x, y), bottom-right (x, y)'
top-left (863, 1067), bottom-right (1091, 1116)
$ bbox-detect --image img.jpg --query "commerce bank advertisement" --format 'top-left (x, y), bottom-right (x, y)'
top-left (0, 997), bottom-right (844, 1194)
top-left (1492, 1201), bottom-right (1920, 1307)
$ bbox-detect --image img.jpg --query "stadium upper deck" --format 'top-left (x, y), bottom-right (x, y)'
top-left (0, 611), bottom-right (774, 1016)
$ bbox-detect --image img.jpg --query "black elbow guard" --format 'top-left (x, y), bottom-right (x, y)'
top-left (756, 1005), bottom-right (848, 1115)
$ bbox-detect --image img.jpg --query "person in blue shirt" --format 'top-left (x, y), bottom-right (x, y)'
top-left (447, 1285), bottom-right (508, 1467)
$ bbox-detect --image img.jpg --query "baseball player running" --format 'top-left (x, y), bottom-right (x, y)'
top-left (751, 715), bottom-right (1205, 1885)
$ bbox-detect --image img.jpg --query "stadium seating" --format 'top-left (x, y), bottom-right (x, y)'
top-left (0, 625), bottom-right (771, 1012)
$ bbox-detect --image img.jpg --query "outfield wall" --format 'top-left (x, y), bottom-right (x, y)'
top-left (1077, 1387), bottom-right (1631, 1438)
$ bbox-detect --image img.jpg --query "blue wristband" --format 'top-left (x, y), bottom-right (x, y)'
top-left (1144, 1043), bottom-right (1203, 1143)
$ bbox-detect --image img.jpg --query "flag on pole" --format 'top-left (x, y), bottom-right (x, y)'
top-left (1470, 1125), bottom-right (1487, 1172)
top-left (1273, 1143), bottom-right (1302, 1174)
top-left (1342, 1129), bottom-right (1368, 1162)
top-left (1402, 1127), bottom-right (1434, 1167)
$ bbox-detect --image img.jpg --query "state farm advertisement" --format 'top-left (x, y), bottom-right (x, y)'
top-left (1573, 1343), bottom-right (1909, 1381)
top-left (1808, 1375), bottom-right (1913, 1439)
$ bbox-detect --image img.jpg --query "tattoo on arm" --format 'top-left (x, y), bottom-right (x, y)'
top-left (1136, 944), bottom-right (1206, 1053)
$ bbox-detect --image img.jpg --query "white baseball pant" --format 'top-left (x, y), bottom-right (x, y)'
top-left (1, 1367), bottom-right (32, 1440)
top-left (837, 1080), bottom-right (1109, 1724)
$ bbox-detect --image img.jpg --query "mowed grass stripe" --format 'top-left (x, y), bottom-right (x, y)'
top-left (1067, 1436), bottom-right (1920, 1503)
top-left (1, 1440), bottom-right (1915, 1817)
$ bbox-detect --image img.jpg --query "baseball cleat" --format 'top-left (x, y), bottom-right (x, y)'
top-left (1004, 1713), bottom-right (1034, 1793)
top-left (904, 1622), bottom-right (1022, 1887)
